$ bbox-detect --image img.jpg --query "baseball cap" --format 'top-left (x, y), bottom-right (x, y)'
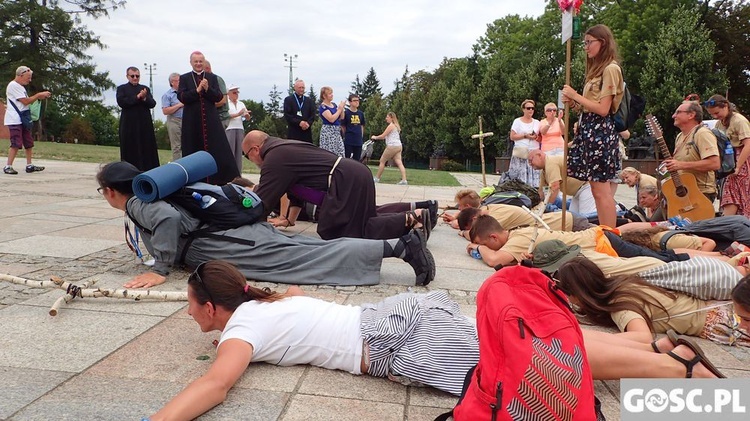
top-left (228, 85), bottom-right (239, 91)
top-left (16, 66), bottom-right (31, 76)
top-left (532, 240), bottom-right (581, 272)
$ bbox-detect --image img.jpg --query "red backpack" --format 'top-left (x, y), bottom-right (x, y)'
top-left (451, 265), bottom-right (601, 421)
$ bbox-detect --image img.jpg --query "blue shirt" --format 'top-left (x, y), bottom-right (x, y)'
top-left (342, 109), bottom-right (366, 146)
top-left (319, 104), bottom-right (341, 126)
top-left (161, 88), bottom-right (183, 118)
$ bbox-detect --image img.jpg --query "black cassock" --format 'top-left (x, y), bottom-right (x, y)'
top-left (178, 71), bottom-right (240, 185)
top-left (116, 83), bottom-right (160, 171)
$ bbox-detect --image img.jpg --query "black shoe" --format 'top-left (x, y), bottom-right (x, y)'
top-left (3, 166), bottom-right (18, 175)
top-left (426, 200), bottom-right (438, 230)
top-left (25, 164), bottom-right (45, 173)
top-left (403, 229), bottom-right (436, 286)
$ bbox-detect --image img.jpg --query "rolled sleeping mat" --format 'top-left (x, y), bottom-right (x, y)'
top-left (132, 151), bottom-right (218, 202)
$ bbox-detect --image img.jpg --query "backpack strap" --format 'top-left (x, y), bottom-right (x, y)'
top-left (124, 204), bottom-right (153, 235)
top-left (658, 229), bottom-right (685, 251)
top-left (433, 364), bottom-right (476, 421)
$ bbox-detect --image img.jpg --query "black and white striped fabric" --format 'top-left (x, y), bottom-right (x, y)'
top-left (359, 291), bottom-right (479, 396)
top-left (638, 256), bottom-right (743, 300)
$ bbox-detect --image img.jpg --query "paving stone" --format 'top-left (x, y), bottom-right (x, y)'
top-left (280, 394), bottom-right (404, 421)
top-left (0, 235), bottom-right (122, 258)
top-left (0, 366), bottom-right (74, 420)
top-left (298, 366), bottom-right (407, 404)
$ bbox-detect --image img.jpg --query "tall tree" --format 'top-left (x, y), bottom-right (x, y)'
top-left (264, 84), bottom-right (283, 117)
top-left (350, 74), bottom-right (363, 97)
top-left (0, 0), bottom-right (125, 111)
top-left (359, 67), bottom-right (382, 105)
top-left (640, 5), bottom-right (726, 142)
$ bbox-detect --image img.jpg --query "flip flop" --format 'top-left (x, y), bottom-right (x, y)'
top-left (667, 332), bottom-right (726, 378)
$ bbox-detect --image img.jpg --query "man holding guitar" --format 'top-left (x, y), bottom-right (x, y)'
top-left (664, 101), bottom-right (720, 203)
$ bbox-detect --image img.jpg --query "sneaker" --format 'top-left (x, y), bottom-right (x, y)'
top-left (402, 229), bottom-right (436, 286)
top-left (397, 180), bottom-right (408, 185)
top-left (25, 164), bottom-right (45, 173)
top-left (373, 177), bottom-right (380, 183)
top-left (3, 166), bottom-right (18, 175)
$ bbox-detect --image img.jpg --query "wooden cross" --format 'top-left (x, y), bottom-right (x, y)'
top-left (471, 116), bottom-right (494, 187)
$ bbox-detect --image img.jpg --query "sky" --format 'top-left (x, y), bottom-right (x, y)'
top-left (80, 0), bottom-right (548, 120)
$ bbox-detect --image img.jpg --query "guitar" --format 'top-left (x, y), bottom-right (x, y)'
top-left (644, 114), bottom-right (715, 221)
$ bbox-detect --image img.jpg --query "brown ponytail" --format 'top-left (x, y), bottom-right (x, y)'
top-left (188, 260), bottom-right (284, 311)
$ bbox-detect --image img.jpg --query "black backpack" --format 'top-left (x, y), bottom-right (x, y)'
top-left (600, 72), bottom-right (646, 132)
top-left (691, 126), bottom-right (735, 180)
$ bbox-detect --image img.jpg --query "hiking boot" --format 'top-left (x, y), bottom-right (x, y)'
top-left (3, 166), bottom-right (18, 175)
top-left (25, 164), bottom-right (45, 173)
top-left (397, 179), bottom-right (408, 185)
top-left (402, 229), bottom-right (436, 286)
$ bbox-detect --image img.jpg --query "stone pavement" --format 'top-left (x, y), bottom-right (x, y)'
top-left (0, 160), bottom-right (748, 420)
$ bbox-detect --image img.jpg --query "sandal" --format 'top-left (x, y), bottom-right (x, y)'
top-left (665, 329), bottom-right (726, 378)
top-left (666, 350), bottom-right (704, 378)
top-left (406, 210), bottom-right (431, 242)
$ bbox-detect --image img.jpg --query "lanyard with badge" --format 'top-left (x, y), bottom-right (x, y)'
top-left (295, 94), bottom-right (304, 117)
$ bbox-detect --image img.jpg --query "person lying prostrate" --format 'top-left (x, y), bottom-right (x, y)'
top-left (556, 256), bottom-right (750, 348)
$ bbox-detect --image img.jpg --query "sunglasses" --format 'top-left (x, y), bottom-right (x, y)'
top-left (545, 109), bottom-right (557, 112)
top-left (128, 74), bottom-right (141, 79)
top-left (190, 262), bottom-right (216, 307)
top-left (703, 99), bottom-right (726, 107)
top-left (524, 107), bottom-right (535, 111)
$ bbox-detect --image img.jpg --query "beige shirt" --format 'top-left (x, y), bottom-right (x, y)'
top-left (580, 249), bottom-right (664, 277)
top-left (651, 232), bottom-right (702, 251)
top-left (611, 288), bottom-right (706, 335)
top-left (674, 126), bottom-right (720, 194)
top-left (582, 62), bottom-right (624, 114)
top-left (484, 204), bottom-right (573, 231)
top-left (717, 113), bottom-right (750, 148)
top-left (502, 228), bottom-right (598, 262)
top-left (540, 155), bottom-right (585, 196)
top-left (639, 174), bottom-right (657, 190)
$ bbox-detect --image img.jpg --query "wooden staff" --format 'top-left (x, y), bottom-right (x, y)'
top-left (471, 116), bottom-right (494, 187)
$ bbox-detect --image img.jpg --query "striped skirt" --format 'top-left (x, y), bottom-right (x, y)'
top-left (359, 291), bottom-right (479, 396)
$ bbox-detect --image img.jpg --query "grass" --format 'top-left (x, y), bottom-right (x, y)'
top-left (3, 141), bottom-right (460, 186)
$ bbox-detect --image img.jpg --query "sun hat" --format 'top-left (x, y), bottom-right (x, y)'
top-left (532, 240), bottom-right (581, 272)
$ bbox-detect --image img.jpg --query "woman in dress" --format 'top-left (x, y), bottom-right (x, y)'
top-left (704, 94), bottom-right (750, 217)
top-left (539, 102), bottom-right (565, 156)
top-left (562, 24), bottom-right (623, 228)
top-left (557, 256), bottom-right (748, 351)
top-left (225, 86), bottom-right (250, 173)
top-left (318, 86), bottom-right (345, 157)
top-left (372, 112), bottom-right (408, 185)
top-left (508, 99), bottom-right (541, 186)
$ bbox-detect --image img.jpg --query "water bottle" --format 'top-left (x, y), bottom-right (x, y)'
top-left (470, 248), bottom-right (482, 259)
top-left (191, 192), bottom-right (217, 209)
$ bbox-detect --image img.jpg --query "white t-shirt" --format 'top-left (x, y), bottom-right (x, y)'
top-left (511, 118), bottom-right (541, 150)
top-left (4, 80), bottom-right (28, 126)
top-left (385, 125), bottom-right (402, 147)
top-left (226, 100), bottom-right (247, 130)
top-left (219, 296), bottom-right (363, 374)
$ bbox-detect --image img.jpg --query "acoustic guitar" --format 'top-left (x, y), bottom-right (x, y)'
top-left (644, 114), bottom-right (715, 221)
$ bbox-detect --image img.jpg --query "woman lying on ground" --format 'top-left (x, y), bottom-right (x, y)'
top-left (620, 225), bottom-right (716, 252)
top-left (556, 256), bottom-right (750, 348)
top-left (146, 261), bottom-right (724, 420)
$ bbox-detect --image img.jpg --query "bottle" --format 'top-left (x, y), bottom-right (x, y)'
top-left (470, 248), bottom-right (482, 259)
top-left (191, 192), bottom-right (217, 209)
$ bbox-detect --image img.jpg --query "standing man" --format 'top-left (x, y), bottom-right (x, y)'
top-left (4, 66), bottom-right (50, 175)
top-left (178, 51), bottom-right (239, 185)
top-left (664, 101), bottom-right (720, 202)
top-left (283, 79), bottom-right (315, 142)
top-left (341, 94), bottom-right (366, 160)
top-left (161, 72), bottom-right (183, 161)
top-left (528, 149), bottom-right (597, 215)
top-left (204, 60), bottom-right (230, 129)
top-left (116, 66), bottom-right (160, 171)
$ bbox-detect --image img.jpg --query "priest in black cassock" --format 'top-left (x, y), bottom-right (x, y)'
top-left (116, 66), bottom-right (160, 171)
top-left (178, 51), bottom-right (240, 185)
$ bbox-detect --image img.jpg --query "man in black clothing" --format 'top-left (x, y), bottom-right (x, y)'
top-left (283, 79), bottom-right (315, 142)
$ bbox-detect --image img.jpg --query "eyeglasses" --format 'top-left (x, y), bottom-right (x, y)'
top-left (96, 187), bottom-right (106, 195)
top-left (242, 146), bottom-right (254, 160)
top-left (524, 107), bottom-right (535, 111)
top-left (128, 74), bottom-right (140, 79)
top-left (545, 109), bottom-right (557, 112)
top-left (582, 39), bottom-right (600, 47)
top-left (190, 262), bottom-right (216, 307)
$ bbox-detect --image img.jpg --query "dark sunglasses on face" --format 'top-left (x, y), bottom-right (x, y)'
top-left (524, 107), bottom-right (535, 111)
top-left (545, 109), bottom-right (557, 112)
top-left (128, 74), bottom-right (140, 79)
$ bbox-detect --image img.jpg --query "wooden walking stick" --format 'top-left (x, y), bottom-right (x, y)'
top-left (471, 116), bottom-right (494, 187)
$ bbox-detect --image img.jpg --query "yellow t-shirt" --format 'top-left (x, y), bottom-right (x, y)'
top-left (484, 204), bottom-right (573, 231)
top-left (716, 113), bottom-right (750, 148)
top-left (502, 227), bottom-right (598, 262)
top-left (674, 126), bottom-right (720, 194)
top-left (580, 249), bottom-right (665, 277)
top-left (651, 232), bottom-right (702, 251)
top-left (582, 62), bottom-right (624, 114)
top-left (540, 155), bottom-right (585, 196)
top-left (611, 288), bottom-right (706, 335)
top-left (639, 174), bottom-right (658, 190)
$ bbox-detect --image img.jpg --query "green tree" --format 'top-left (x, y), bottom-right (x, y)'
top-left (308, 84), bottom-right (317, 104)
top-left (153, 119), bottom-right (169, 150)
top-left (350, 74), bottom-right (363, 97)
top-left (0, 0), bottom-right (124, 110)
top-left (359, 67), bottom-right (382, 108)
top-left (703, 0), bottom-right (750, 112)
top-left (640, 6), bottom-right (726, 141)
top-left (264, 84), bottom-right (283, 117)
top-left (62, 116), bottom-right (95, 144)
top-left (82, 103), bottom-right (118, 146)
top-left (241, 99), bottom-right (266, 132)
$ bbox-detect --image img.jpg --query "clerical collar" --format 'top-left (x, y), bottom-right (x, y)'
top-left (193, 71), bottom-right (204, 76)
